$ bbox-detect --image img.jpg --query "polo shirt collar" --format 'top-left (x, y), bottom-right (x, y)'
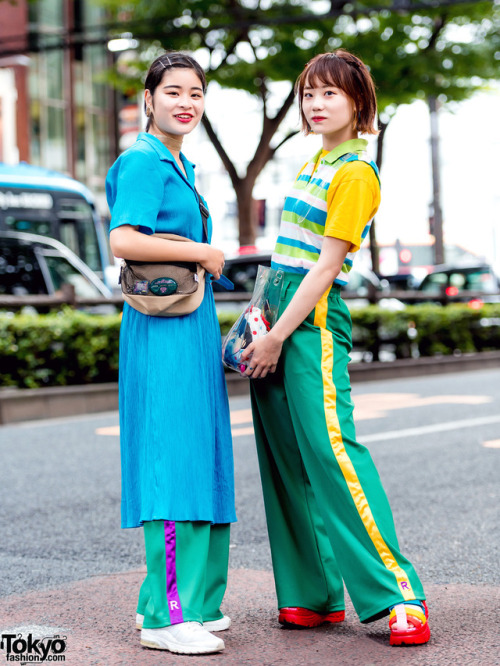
top-left (321, 138), bottom-right (369, 165)
top-left (137, 132), bottom-right (196, 170)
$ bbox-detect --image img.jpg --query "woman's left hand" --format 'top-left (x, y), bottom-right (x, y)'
top-left (241, 332), bottom-right (283, 379)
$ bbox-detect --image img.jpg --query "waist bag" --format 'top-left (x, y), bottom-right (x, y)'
top-left (120, 191), bottom-right (209, 317)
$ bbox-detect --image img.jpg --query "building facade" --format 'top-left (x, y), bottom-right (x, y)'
top-left (0, 0), bottom-right (117, 205)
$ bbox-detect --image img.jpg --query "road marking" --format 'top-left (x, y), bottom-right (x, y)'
top-left (358, 414), bottom-right (500, 444)
top-left (231, 426), bottom-right (255, 437)
top-left (353, 393), bottom-right (492, 421)
top-left (231, 409), bottom-right (253, 425)
top-left (483, 439), bottom-right (500, 448)
top-left (95, 417), bottom-right (254, 438)
top-left (96, 404), bottom-right (500, 440)
top-left (96, 426), bottom-right (119, 436)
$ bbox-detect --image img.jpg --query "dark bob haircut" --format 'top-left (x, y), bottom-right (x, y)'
top-left (294, 50), bottom-right (378, 135)
top-left (144, 52), bottom-right (207, 131)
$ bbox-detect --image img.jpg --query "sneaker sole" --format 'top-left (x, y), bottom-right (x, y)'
top-left (137, 618), bottom-right (231, 632)
top-left (204, 617), bottom-right (231, 632)
top-left (141, 638), bottom-right (224, 654)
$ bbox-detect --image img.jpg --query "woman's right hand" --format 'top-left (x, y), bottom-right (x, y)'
top-left (200, 245), bottom-right (225, 279)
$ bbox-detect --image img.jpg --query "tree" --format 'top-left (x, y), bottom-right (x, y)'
top-left (335, 2), bottom-right (500, 269)
top-left (99, 0), bottom-right (500, 250)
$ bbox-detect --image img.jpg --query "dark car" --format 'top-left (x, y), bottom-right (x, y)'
top-left (0, 230), bottom-right (112, 301)
top-left (414, 263), bottom-right (500, 304)
top-left (221, 251), bottom-right (404, 310)
top-left (222, 251), bottom-right (272, 293)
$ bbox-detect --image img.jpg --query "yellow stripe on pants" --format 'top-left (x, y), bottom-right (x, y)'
top-left (314, 291), bottom-right (415, 601)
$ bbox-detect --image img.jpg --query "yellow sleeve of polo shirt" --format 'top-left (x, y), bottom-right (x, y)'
top-left (324, 161), bottom-right (381, 253)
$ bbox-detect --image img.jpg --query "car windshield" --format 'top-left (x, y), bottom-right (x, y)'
top-left (5, 216), bottom-right (53, 237)
top-left (0, 240), bottom-right (48, 295)
top-left (42, 252), bottom-right (103, 298)
top-left (58, 199), bottom-right (102, 273)
top-left (5, 198), bottom-right (102, 274)
top-left (456, 269), bottom-right (497, 292)
top-left (421, 268), bottom-right (497, 294)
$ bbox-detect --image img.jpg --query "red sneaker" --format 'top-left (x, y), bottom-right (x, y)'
top-left (389, 601), bottom-right (430, 646)
top-left (278, 607), bottom-right (345, 628)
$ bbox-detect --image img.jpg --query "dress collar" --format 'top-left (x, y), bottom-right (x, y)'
top-left (136, 132), bottom-right (196, 170)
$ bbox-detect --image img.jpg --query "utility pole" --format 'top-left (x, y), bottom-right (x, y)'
top-left (428, 95), bottom-right (444, 265)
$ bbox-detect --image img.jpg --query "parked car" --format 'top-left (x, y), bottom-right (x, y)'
top-left (221, 251), bottom-right (404, 310)
top-left (0, 230), bottom-right (113, 303)
top-left (0, 161), bottom-right (114, 288)
top-left (382, 272), bottom-right (419, 292)
top-left (221, 251), bottom-right (272, 293)
top-left (413, 263), bottom-right (500, 304)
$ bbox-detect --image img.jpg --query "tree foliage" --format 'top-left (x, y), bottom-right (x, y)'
top-left (99, 0), bottom-right (500, 245)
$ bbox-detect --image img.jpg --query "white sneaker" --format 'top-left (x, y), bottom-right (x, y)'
top-left (204, 615), bottom-right (231, 631)
top-left (141, 622), bottom-right (225, 654)
top-left (136, 613), bottom-right (231, 632)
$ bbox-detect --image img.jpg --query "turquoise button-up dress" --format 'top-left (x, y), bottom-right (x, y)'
top-left (106, 133), bottom-right (236, 528)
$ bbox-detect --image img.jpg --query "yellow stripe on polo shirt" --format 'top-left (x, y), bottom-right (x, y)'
top-left (314, 291), bottom-right (415, 600)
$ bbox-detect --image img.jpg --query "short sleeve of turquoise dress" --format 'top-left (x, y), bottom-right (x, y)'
top-left (106, 132), bottom-right (236, 528)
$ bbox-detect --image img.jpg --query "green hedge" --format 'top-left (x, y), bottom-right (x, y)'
top-left (1, 303), bottom-right (499, 389)
top-left (350, 303), bottom-right (500, 360)
top-left (0, 309), bottom-right (121, 389)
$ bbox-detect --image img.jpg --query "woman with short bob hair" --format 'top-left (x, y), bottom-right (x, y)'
top-left (242, 50), bottom-right (430, 647)
top-left (295, 50), bottom-right (378, 136)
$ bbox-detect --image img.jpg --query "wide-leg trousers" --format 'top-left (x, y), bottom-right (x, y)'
top-left (138, 521), bottom-right (230, 628)
top-left (250, 273), bottom-right (425, 623)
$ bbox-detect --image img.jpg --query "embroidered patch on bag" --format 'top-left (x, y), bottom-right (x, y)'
top-left (133, 281), bottom-right (149, 295)
top-left (149, 277), bottom-right (178, 296)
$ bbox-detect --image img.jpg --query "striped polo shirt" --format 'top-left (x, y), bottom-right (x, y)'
top-left (271, 138), bottom-right (380, 286)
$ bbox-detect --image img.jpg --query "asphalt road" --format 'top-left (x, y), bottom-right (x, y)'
top-left (0, 367), bottom-right (498, 597)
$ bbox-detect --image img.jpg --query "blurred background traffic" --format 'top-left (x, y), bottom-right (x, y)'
top-left (1, 0), bottom-right (500, 388)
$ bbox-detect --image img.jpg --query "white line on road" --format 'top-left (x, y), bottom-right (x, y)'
top-left (358, 414), bottom-right (500, 444)
top-left (483, 439), bottom-right (500, 448)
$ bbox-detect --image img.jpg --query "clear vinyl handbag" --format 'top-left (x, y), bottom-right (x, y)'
top-left (222, 265), bottom-right (284, 375)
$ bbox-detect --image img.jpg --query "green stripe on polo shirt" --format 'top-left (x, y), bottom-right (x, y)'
top-left (281, 211), bottom-right (325, 235)
top-left (274, 242), bottom-right (319, 263)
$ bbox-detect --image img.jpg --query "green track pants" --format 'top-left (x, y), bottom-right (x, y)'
top-left (250, 274), bottom-right (425, 623)
top-left (137, 521), bottom-right (230, 628)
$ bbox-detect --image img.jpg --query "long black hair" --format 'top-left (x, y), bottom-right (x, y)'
top-left (144, 52), bottom-right (207, 131)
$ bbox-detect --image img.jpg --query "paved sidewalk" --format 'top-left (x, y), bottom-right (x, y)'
top-left (0, 568), bottom-right (496, 665)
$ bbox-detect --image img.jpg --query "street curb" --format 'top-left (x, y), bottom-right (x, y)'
top-left (348, 349), bottom-right (500, 382)
top-left (0, 382), bottom-right (118, 425)
top-left (1, 351), bottom-right (500, 425)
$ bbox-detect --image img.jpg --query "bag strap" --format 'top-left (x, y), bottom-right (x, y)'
top-left (194, 187), bottom-right (209, 242)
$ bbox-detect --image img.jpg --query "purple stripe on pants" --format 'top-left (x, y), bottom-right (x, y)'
top-left (164, 521), bottom-right (184, 625)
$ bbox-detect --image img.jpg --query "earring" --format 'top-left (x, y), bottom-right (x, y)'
top-left (146, 107), bottom-right (151, 117)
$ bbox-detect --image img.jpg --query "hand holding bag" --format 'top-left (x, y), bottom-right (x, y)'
top-left (119, 190), bottom-right (210, 317)
top-left (222, 265), bottom-right (284, 375)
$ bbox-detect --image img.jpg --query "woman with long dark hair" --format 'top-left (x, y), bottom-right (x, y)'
top-left (106, 52), bottom-right (236, 656)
